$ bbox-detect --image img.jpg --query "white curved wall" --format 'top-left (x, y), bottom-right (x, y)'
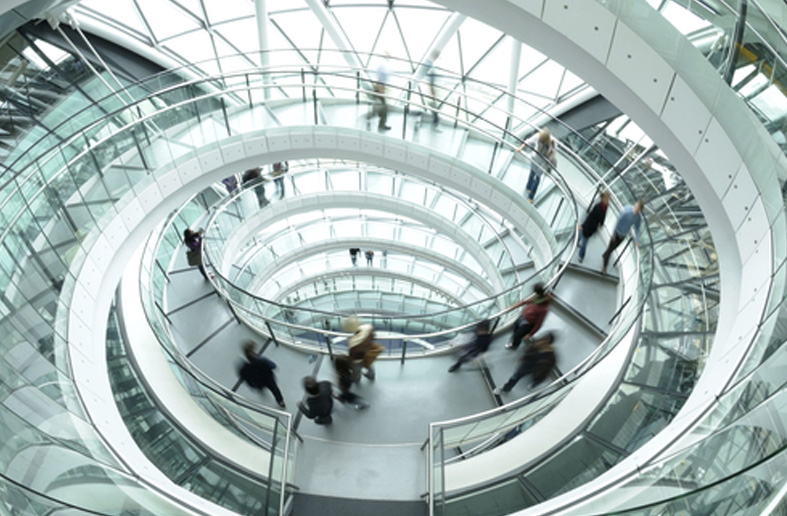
top-left (60, 125), bottom-right (563, 507)
top-left (428, 0), bottom-right (786, 513)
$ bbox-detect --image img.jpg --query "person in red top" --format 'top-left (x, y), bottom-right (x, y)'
top-left (505, 283), bottom-right (552, 350)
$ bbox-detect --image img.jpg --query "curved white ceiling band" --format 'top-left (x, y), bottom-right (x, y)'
top-left (233, 236), bottom-right (502, 300)
top-left (60, 124), bottom-right (564, 503)
top-left (217, 191), bottom-right (515, 295)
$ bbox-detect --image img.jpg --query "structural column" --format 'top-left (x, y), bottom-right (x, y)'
top-left (255, 0), bottom-right (271, 99)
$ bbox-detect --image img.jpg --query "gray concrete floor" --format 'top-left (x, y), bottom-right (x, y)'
top-left (163, 252), bottom-right (617, 500)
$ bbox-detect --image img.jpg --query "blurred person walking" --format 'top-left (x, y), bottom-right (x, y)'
top-left (183, 228), bottom-right (209, 280)
top-left (601, 200), bottom-right (644, 275)
top-left (495, 332), bottom-right (557, 394)
top-left (239, 341), bottom-right (286, 409)
top-left (577, 190), bottom-right (610, 263)
top-left (506, 283), bottom-right (552, 350)
top-left (448, 320), bottom-right (492, 373)
top-left (298, 376), bottom-right (333, 425)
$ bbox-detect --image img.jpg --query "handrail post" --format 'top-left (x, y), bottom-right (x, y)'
top-left (356, 71), bottom-right (361, 103)
top-left (301, 68), bottom-right (306, 103)
top-left (312, 88), bottom-right (318, 125)
top-left (490, 316), bottom-right (501, 334)
top-left (400, 339), bottom-right (408, 364)
top-left (439, 427), bottom-right (447, 516)
top-left (263, 418), bottom-right (278, 514)
top-left (246, 73), bottom-right (252, 109)
top-left (324, 332), bottom-right (334, 359)
top-left (265, 321), bottom-right (280, 347)
top-left (220, 97), bottom-right (231, 136)
top-left (155, 301), bottom-right (172, 325)
top-left (402, 80), bottom-right (412, 140)
top-left (487, 140), bottom-right (499, 175)
top-left (454, 96), bottom-right (460, 129)
top-left (613, 239), bottom-right (633, 268)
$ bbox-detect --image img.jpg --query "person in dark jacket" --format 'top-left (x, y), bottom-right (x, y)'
top-left (349, 248), bottom-right (361, 266)
top-left (448, 319), bottom-right (492, 372)
top-left (298, 376), bottom-right (333, 425)
top-left (495, 332), bottom-right (556, 394)
top-left (239, 341), bottom-right (285, 408)
top-left (333, 354), bottom-right (368, 410)
top-left (577, 190), bottom-right (610, 263)
top-left (183, 228), bottom-right (209, 280)
top-left (506, 283), bottom-right (553, 350)
top-left (242, 167), bottom-right (268, 207)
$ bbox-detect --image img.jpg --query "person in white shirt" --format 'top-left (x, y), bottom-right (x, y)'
top-left (367, 54), bottom-right (392, 131)
top-left (517, 128), bottom-right (557, 202)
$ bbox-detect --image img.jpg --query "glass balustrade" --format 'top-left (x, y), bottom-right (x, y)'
top-left (421, 2), bottom-right (786, 514)
top-left (196, 163), bottom-right (552, 354)
top-left (0, 46), bottom-right (744, 516)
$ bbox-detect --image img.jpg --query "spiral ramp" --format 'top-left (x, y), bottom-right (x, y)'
top-left (0, 1), bottom-right (786, 516)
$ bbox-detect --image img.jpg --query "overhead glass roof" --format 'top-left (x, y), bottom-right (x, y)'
top-left (71, 0), bottom-right (590, 121)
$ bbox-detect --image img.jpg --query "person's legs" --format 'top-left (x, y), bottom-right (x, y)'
top-left (448, 346), bottom-right (477, 372)
top-left (362, 344), bottom-right (383, 379)
top-left (315, 414), bottom-right (333, 425)
top-left (197, 263), bottom-right (209, 280)
top-left (602, 233), bottom-right (624, 273)
top-left (578, 233), bottom-right (588, 262)
top-left (378, 96), bottom-right (389, 128)
top-left (501, 361), bottom-right (532, 392)
top-left (265, 379), bottom-right (285, 408)
top-left (337, 375), bottom-right (357, 403)
top-left (526, 167), bottom-right (541, 201)
top-left (525, 167), bottom-right (536, 199)
top-left (506, 320), bottom-right (533, 349)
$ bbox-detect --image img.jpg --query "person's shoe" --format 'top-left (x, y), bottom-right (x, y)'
top-left (278, 401), bottom-right (286, 409)
top-left (578, 256), bottom-right (583, 264)
top-left (316, 415), bottom-right (333, 425)
top-left (378, 125), bottom-right (392, 131)
top-left (362, 367), bottom-right (376, 380)
top-left (601, 266), bottom-right (607, 276)
top-left (354, 400), bottom-right (369, 410)
top-left (505, 342), bottom-right (516, 350)
top-left (448, 363), bottom-right (460, 373)
top-left (493, 387), bottom-right (503, 396)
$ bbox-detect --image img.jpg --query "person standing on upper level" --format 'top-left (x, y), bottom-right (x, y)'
top-left (577, 190), bottom-right (610, 264)
top-left (349, 247), bottom-right (360, 266)
top-left (506, 283), bottom-right (552, 350)
top-left (424, 50), bottom-right (441, 128)
top-left (601, 200), bottom-right (644, 275)
top-left (272, 161), bottom-right (288, 199)
top-left (367, 53), bottom-right (392, 131)
top-left (516, 128), bottom-right (557, 202)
